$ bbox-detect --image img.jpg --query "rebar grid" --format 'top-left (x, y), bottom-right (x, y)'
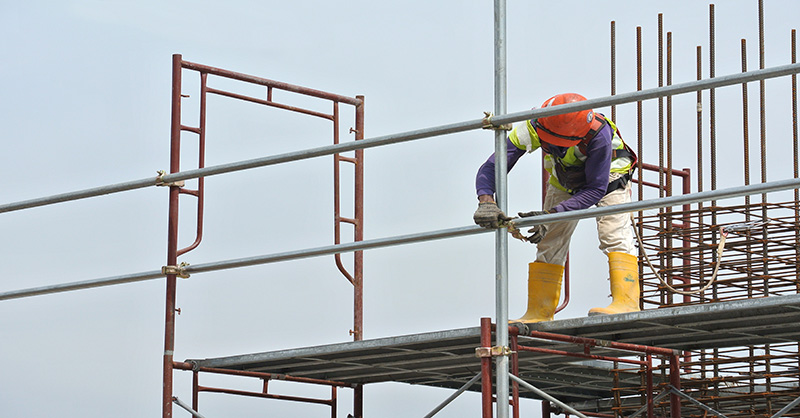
top-left (604, 346), bottom-right (800, 418)
top-left (638, 202), bottom-right (800, 307)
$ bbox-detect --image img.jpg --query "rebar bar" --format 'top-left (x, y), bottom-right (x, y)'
top-left (611, 21), bottom-right (617, 122)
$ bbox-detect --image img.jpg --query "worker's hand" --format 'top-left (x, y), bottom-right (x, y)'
top-left (517, 210), bottom-right (551, 244)
top-left (473, 202), bottom-right (513, 229)
top-left (525, 224), bottom-right (548, 244)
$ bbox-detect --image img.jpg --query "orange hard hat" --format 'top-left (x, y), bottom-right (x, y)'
top-left (535, 93), bottom-right (603, 147)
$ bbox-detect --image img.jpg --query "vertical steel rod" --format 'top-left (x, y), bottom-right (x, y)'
top-left (493, 2), bottom-right (510, 417)
top-left (510, 333), bottom-right (520, 418)
top-left (696, 45), bottom-right (706, 304)
top-left (758, 0), bottom-right (771, 304)
top-left (192, 370), bottom-right (199, 413)
top-left (666, 30), bottom-right (675, 306)
top-left (757, 1), bottom-right (773, 406)
top-left (792, 30), bottom-right (799, 299)
top-left (669, 354), bottom-right (682, 418)
top-left (636, 26), bottom-right (644, 295)
top-left (481, 318), bottom-right (493, 418)
top-left (742, 39), bottom-right (752, 206)
top-left (658, 14), bottom-right (665, 202)
top-left (666, 32), bottom-right (673, 199)
top-left (646, 354), bottom-right (654, 418)
top-left (709, 4), bottom-right (717, 194)
top-left (611, 21), bottom-right (617, 122)
top-left (353, 95), bottom-right (365, 418)
top-left (742, 39), bottom-right (756, 303)
top-left (163, 52), bottom-right (183, 418)
top-left (709, 3), bottom-right (719, 302)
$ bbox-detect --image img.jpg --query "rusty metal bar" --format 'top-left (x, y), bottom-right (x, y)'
top-left (515, 345), bottom-right (648, 366)
top-left (197, 386), bottom-right (335, 406)
top-left (646, 354), bottom-right (655, 418)
top-left (176, 72), bottom-right (208, 257)
top-left (192, 370), bottom-right (200, 413)
top-left (352, 94), bottom-right (365, 418)
top-left (333, 101), bottom-right (354, 286)
top-left (481, 317), bottom-right (493, 418)
top-left (658, 14), bottom-right (665, 204)
top-left (636, 25), bottom-right (644, 297)
top-left (173, 362), bottom-right (353, 387)
top-left (740, 41), bottom-right (754, 186)
top-left (709, 3), bottom-right (719, 303)
top-left (666, 30), bottom-right (675, 305)
top-left (696, 45), bottom-right (706, 304)
top-left (611, 20), bottom-right (616, 122)
top-left (163, 53), bottom-right (184, 418)
top-left (669, 354), bottom-right (682, 418)
top-left (521, 329), bottom-right (678, 357)
top-left (205, 86), bottom-right (334, 120)
top-left (793, 30), bottom-right (799, 300)
top-left (180, 59), bottom-right (361, 106)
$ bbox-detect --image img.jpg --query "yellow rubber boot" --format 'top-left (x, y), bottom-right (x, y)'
top-left (511, 262), bottom-right (564, 324)
top-left (588, 252), bottom-right (641, 316)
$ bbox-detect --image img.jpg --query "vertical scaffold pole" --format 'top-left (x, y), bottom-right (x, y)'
top-left (481, 318), bottom-right (493, 418)
top-left (163, 53), bottom-right (183, 418)
top-left (353, 95), bottom-right (365, 418)
top-left (493, 1), bottom-right (510, 418)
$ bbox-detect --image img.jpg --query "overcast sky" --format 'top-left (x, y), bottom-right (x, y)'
top-left (2, 1), bottom-right (799, 417)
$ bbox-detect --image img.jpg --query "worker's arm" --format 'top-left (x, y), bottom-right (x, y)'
top-left (475, 137), bottom-right (526, 199)
top-left (473, 136), bottom-right (526, 228)
top-left (549, 126), bottom-right (614, 213)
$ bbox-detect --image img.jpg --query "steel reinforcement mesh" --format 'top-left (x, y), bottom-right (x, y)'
top-left (626, 201), bottom-right (800, 417)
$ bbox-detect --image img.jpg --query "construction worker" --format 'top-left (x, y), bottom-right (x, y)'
top-left (473, 93), bottom-right (639, 323)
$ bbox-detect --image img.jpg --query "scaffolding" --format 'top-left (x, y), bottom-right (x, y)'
top-left (2, 1), bottom-right (800, 417)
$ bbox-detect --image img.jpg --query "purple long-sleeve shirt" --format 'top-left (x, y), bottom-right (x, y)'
top-left (475, 124), bottom-right (614, 213)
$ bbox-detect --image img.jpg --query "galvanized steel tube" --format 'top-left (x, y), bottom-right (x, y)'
top-left (4, 178), bottom-right (800, 301)
top-left (493, 1), bottom-right (510, 417)
top-left (2, 64), bottom-right (800, 216)
top-left (509, 374), bottom-right (588, 418)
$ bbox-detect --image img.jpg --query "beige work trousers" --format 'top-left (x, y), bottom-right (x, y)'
top-left (535, 179), bottom-right (635, 266)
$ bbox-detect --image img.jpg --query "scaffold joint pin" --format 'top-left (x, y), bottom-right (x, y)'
top-left (162, 262), bottom-right (191, 279)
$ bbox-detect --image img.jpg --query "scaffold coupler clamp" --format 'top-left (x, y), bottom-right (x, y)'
top-left (475, 345), bottom-right (515, 358)
top-left (162, 262), bottom-right (191, 279)
top-left (509, 321), bottom-right (530, 335)
top-left (481, 111), bottom-right (513, 131)
top-left (186, 360), bottom-right (200, 372)
top-left (155, 170), bottom-right (186, 188)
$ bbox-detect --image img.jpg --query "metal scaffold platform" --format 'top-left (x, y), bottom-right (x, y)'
top-left (185, 294), bottom-right (800, 406)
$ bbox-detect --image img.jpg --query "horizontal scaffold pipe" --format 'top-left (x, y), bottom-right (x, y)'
top-left (1, 63), bottom-right (799, 215)
top-left (2, 177), bottom-right (799, 302)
